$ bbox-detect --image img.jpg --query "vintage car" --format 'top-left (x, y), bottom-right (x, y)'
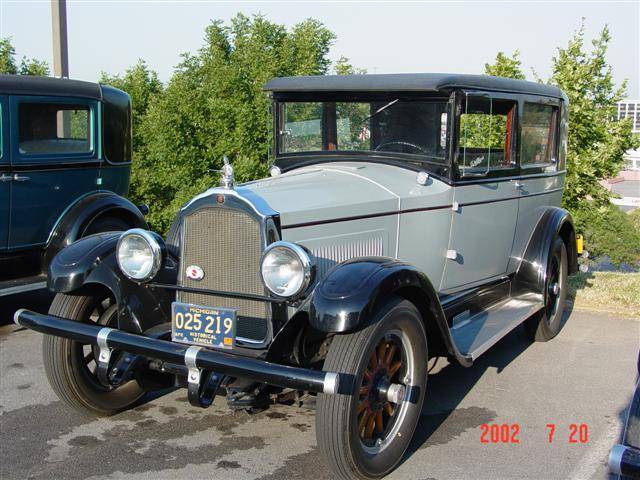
top-left (15, 73), bottom-right (578, 479)
top-left (0, 75), bottom-right (146, 296)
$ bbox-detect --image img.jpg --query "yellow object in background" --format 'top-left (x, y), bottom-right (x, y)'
top-left (576, 234), bottom-right (584, 255)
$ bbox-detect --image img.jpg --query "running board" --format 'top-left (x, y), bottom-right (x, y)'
top-left (0, 275), bottom-right (47, 297)
top-left (451, 295), bottom-right (543, 362)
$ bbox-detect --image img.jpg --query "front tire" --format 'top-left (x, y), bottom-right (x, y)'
top-left (316, 297), bottom-right (427, 479)
top-left (525, 237), bottom-right (568, 342)
top-left (43, 293), bottom-right (145, 417)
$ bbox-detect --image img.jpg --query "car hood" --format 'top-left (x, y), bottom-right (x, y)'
top-left (241, 164), bottom-right (400, 227)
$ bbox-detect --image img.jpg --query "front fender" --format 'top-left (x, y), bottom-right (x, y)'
top-left (308, 257), bottom-right (471, 367)
top-left (44, 191), bottom-right (148, 267)
top-left (48, 233), bottom-right (176, 333)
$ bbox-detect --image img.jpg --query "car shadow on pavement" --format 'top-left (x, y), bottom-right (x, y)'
top-left (405, 302), bottom-right (576, 458)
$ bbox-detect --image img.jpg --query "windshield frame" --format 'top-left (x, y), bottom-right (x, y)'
top-left (271, 92), bottom-right (454, 181)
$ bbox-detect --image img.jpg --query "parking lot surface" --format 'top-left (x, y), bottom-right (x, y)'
top-left (1, 305), bottom-right (638, 480)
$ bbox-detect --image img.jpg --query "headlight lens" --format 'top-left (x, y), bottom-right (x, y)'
top-left (261, 242), bottom-right (313, 298)
top-left (116, 229), bottom-right (164, 282)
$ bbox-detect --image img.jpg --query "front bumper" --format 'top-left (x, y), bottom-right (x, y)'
top-left (14, 308), bottom-right (341, 396)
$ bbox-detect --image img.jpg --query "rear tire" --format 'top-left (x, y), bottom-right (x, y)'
top-left (43, 293), bottom-right (145, 417)
top-left (316, 297), bottom-right (427, 479)
top-left (525, 237), bottom-right (568, 342)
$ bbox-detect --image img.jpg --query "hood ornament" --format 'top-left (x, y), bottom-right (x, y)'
top-left (219, 156), bottom-right (235, 189)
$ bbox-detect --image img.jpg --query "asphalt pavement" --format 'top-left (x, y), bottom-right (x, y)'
top-left (0, 299), bottom-right (638, 480)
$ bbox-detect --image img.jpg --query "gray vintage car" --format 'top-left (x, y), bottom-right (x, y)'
top-left (16, 73), bottom-right (577, 479)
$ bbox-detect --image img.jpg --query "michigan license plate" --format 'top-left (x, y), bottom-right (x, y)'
top-left (171, 302), bottom-right (237, 349)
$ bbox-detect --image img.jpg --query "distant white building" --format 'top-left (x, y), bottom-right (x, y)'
top-left (617, 100), bottom-right (640, 171)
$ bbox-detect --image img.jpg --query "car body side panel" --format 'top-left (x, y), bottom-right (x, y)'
top-left (0, 95), bottom-right (9, 250)
top-left (508, 172), bottom-right (565, 274)
top-left (395, 175), bottom-right (452, 285)
top-left (8, 95), bottom-right (101, 249)
top-left (441, 180), bottom-right (519, 291)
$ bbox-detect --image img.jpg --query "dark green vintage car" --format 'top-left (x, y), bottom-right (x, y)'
top-left (0, 75), bottom-right (146, 295)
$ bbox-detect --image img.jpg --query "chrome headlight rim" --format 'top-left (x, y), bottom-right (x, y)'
top-left (260, 241), bottom-right (313, 299)
top-left (116, 228), bottom-right (165, 282)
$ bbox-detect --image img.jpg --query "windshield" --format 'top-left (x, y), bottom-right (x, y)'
top-left (277, 99), bottom-right (450, 163)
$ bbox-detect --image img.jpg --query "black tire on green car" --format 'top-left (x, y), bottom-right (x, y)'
top-left (42, 293), bottom-right (145, 417)
top-left (525, 236), bottom-right (568, 342)
top-left (316, 297), bottom-right (428, 479)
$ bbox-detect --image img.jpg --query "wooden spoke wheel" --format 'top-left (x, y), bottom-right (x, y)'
top-left (316, 297), bottom-right (428, 479)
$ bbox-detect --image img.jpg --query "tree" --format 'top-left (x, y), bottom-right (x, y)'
top-left (484, 23), bottom-right (639, 264)
top-left (549, 22), bottom-right (637, 212)
top-left (334, 56), bottom-right (366, 75)
top-left (483, 51), bottom-right (525, 80)
top-left (100, 60), bottom-right (163, 156)
top-left (131, 14), bottom-right (336, 232)
top-left (0, 37), bottom-right (49, 75)
top-left (0, 38), bottom-right (17, 74)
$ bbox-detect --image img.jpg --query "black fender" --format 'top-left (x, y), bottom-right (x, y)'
top-left (44, 191), bottom-right (148, 267)
top-left (48, 232), bottom-right (176, 334)
top-left (514, 206), bottom-right (577, 298)
top-left (308, 257), bottom-right (471, 367)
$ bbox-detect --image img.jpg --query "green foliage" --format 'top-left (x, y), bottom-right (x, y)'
top-left (572, 204), bottom-right (640, 266)
top-left (549, 23), bottom-right (638, 211)
top-left (483, 51), bottom-right (525, 80)
top-left (128, 14), bottom-right (336, 232)
top-left (483, 23), bottom-right (639, 265)
top-left (0, 38), bottom-right (18, 74)
top-left (100, 60), bottom-right (163, 166)
top-left (0, 37), bottom-right (49, 75)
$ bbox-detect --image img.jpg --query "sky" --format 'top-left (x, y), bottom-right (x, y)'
top-left (1, 1), bottom-right (638, 98)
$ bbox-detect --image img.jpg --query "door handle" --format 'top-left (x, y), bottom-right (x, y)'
top-left (13, 174), bottom-right (30, 182)
top-left (0, 173), bottom-right (11, 182)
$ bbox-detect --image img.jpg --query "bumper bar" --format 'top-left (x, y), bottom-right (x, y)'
top-left (14, 308), bottom-right (340, 395)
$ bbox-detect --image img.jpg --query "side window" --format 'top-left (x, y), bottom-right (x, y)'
top-left (521, 103), bottom-right (558, 168)
top-left (280, 102), bottom-right (323, 153)
top-left (459, 95), bottom-right (516, 176)
top-left (18, 102), bottom-right (93, 156)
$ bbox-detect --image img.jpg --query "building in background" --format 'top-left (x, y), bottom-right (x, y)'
top-left (617, 100), bottom-right (640, 171)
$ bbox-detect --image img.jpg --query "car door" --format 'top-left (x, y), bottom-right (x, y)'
top-left (8, 95), bottom-right (100, 249)
top-left (0, 95), bottom-right (9, 250)
top-left (441, 91), bottom-right (520, 291)
top-left (511, 98), bottom-right (565, 263)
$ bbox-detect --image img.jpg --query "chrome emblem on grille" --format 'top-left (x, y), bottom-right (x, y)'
top-left (186, 265), bottom-right (205, 281)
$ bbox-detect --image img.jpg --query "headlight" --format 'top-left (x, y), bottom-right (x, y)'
top-left (261, 241), bottom-right (313, 298)
top-left (116, 229), bottom-right (164, 282)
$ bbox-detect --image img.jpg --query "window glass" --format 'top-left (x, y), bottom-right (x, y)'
top-left (459, 95), bottom-right (516, 176)
top-left (18, 103), bottom-right (92, 156)
top-left (279, 100), bottom-right (449, 162)
top-left (281, 102), bottom-right (323, 153)
top-left (521, 103), bottom-right (557, 167)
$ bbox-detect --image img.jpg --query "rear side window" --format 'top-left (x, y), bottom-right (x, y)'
top-left (459, 95), bottom-right (517, 176)
top-left (521, 103), bottom-right (558, 168)
top-left (18, 103), bottom-right (92, 156)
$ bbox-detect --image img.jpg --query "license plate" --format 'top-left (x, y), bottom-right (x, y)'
top-left (171, 302), bottom-right (237, 349)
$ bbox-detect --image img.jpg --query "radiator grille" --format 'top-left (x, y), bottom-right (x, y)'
top-left (178, 207), bottom-right (268, 342)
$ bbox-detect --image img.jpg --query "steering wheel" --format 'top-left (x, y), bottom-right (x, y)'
top-left (374, 141), bottom-right (425, 154)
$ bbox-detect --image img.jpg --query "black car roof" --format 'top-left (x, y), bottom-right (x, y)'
top-left (0, 74), bottom-right (103, 99)
top-left (264, 73), bottom-right (566, 99)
